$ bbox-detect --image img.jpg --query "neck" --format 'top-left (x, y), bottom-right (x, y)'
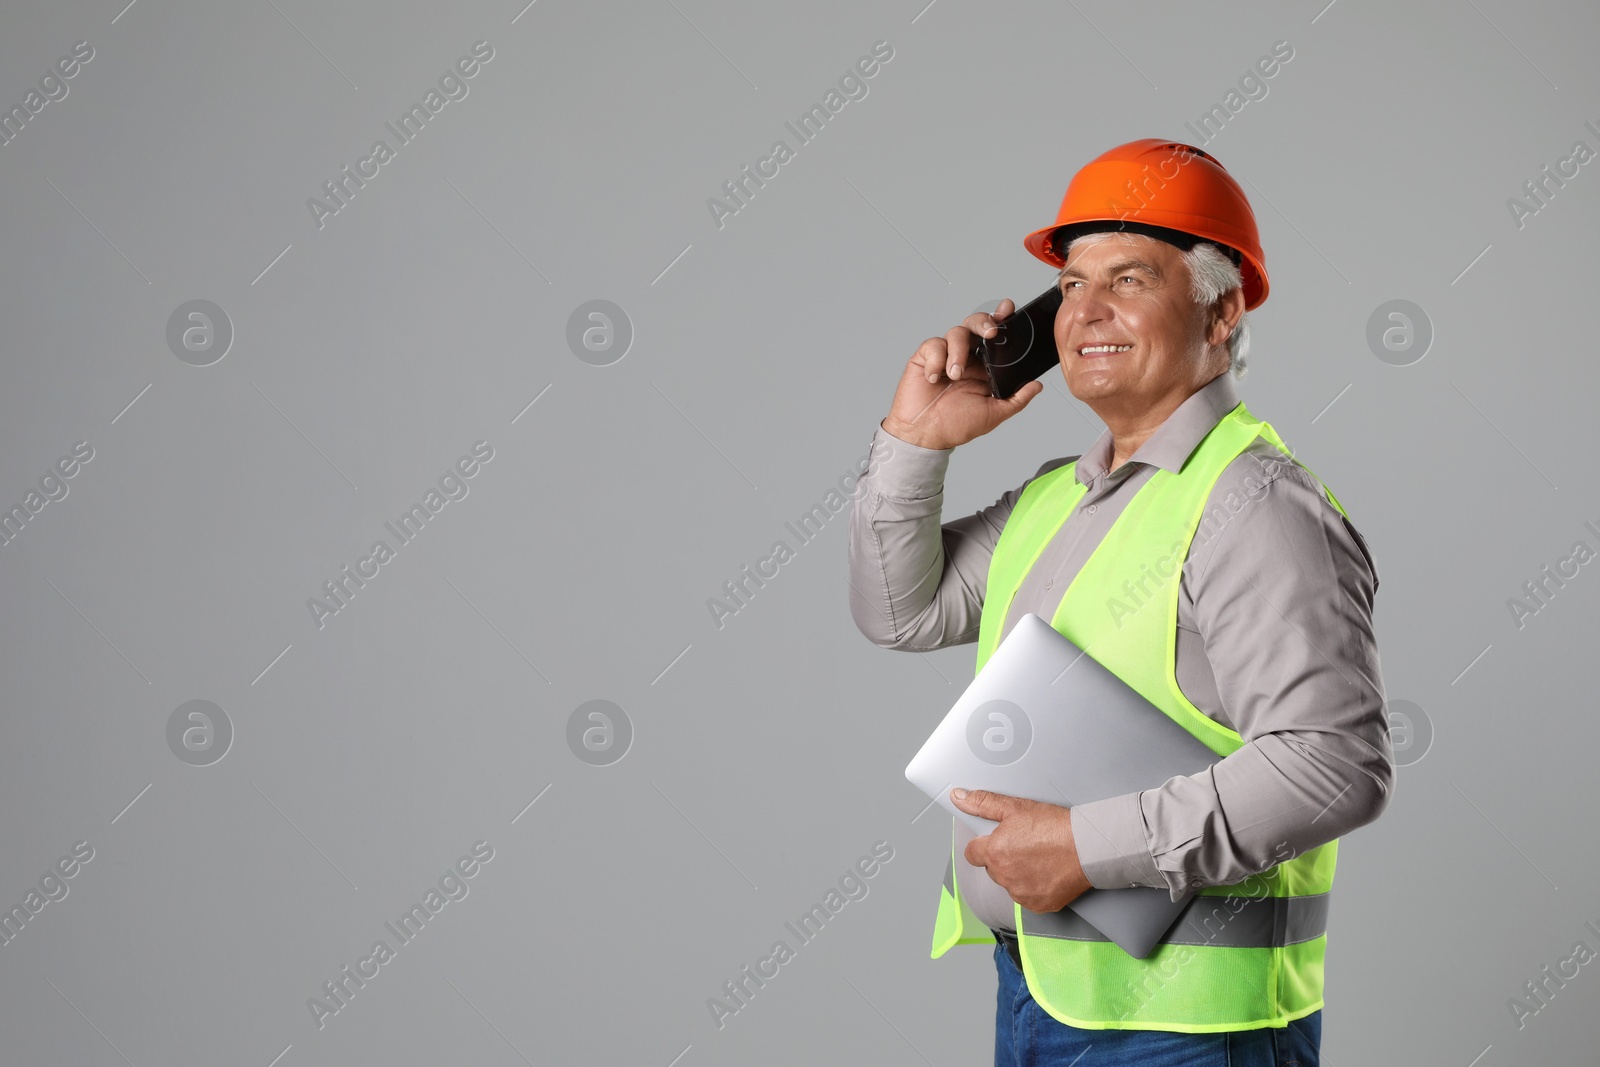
top-left (1096, 367), bottom-right (1229, 471)
top-left (1100, 397), bottom-right (1185, 472)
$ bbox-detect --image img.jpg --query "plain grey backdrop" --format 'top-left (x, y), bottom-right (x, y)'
top-left (1, 0), bottom-right (1596, 1064)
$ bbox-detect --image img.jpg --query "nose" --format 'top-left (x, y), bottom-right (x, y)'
top-left (1064, 283), bottom-right (1114, 346)
top-left (1070, 281), bottom-right (1114, 325)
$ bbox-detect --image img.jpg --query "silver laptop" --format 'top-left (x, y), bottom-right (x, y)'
top-left (905, 612), bottom-right (1224, 959)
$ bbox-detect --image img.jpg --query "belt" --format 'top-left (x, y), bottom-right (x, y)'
top-left (994, 927), bottom-right (1023, 968)
top-left (1021, 891), bottom-right (1330, 949)
top-left (990, 890), bottom-right (1331, 962)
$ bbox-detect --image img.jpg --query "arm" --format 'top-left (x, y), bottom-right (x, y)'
top-left (846, 419), bottom-right (1067, 652)
top-left (1068, 459), bottom-right (1397, 901)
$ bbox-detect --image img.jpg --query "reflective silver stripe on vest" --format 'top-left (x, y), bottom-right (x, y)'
top-left (1020, 890), bottom-right (1330, 949)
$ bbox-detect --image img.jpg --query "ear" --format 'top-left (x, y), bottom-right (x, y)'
top-left (1209, 288), bottom-right (1246, 349)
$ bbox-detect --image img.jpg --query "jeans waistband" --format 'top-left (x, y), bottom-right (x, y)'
top-left (993, 927), bottom-right (1023, 969)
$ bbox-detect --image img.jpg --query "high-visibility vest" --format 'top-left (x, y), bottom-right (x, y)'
top-left (931, 400), bottom-right (1349, 1033)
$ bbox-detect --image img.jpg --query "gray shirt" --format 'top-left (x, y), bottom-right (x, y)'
top-left (847, 371), bottom-right (1395, 930)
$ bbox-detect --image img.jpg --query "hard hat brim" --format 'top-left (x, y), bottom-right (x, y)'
top-left (1024, 218), bottom-right (1268, 311)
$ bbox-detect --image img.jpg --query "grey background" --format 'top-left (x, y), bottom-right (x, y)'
top-left (0, 0), bottom-right (1595, 1064)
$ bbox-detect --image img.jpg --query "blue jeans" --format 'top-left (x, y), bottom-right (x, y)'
top-left (994, 942), bottom-right (1321, 1066)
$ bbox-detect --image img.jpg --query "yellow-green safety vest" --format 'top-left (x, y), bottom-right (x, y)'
top-left (931, 399), bottom-right (1348, 1033)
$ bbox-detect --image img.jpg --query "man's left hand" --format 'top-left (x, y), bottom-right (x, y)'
top-left (952, 787), bottom-right (1093, 913)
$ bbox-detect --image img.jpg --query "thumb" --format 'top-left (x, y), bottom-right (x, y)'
top-left (950, 787), bottom-right (1016, 821)
top-left (1000, 379), bottom-right (1045, 414)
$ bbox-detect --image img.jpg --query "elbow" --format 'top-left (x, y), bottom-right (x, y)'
top-left (848, 592), bottom-right (946, 652)
top-left (1354, 728), bottom-right (1399, 830)
top-left (848, 582), bottom-right (903, 650)
top-left (1365, 751), bottom-right (1397, 827)
top-left (1330, 761), bottom-right (1395, 840)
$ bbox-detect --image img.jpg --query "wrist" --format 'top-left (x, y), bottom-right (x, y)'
top-left (880, 416), bottom-right (949, 452)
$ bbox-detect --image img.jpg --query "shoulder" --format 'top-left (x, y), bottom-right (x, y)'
top-left (996, 455), bottom-right (1079, 514)
top-left (1033, 454), bottom-right (1080, 479)
top-left (989, 455), bottom-right (1081, 521)
top-left (1191, 441), bottom-right (1379, 587)
top-left (1209, 440), bottom-right (1321, 508)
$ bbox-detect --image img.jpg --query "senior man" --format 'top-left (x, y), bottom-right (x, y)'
top-left (847, 139), bottom-right (1394, 1066)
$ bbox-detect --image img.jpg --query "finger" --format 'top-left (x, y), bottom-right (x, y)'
top-left (962, 837), bottom-right (988, 868)
top-left (943, 323), bottom-right (973, 381)
top-left (962, 298), bottom-right (1015, 334)
top-left (913, 336), bottom-right (949, 384)
top-left (960, 300), bottom-right (1013, 356)
top-left (952, 787), bottom-right (1018, 822)
top-left (961, 304), bottom-right (1003, 339)
top-left (958, 299), bottom-right (1017, 383)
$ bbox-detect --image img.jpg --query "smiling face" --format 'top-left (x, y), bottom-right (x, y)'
top-left (1052, 232), bottom-right (1233, 421)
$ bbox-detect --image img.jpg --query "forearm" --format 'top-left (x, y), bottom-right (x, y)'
top-left (847, 421), bottom-right (990, 650)
top-left (1071, 728), bottom-right (1392, 901)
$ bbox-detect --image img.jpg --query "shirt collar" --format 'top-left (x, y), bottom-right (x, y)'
top-left (1075, 372), bottom-right (1241, 486)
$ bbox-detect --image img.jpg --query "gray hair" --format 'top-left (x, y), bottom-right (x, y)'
top-left (1062, 231), bottom-right (1251, 379)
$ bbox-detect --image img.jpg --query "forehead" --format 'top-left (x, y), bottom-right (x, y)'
top-left (1060, 233), bottom-right (1183, 274)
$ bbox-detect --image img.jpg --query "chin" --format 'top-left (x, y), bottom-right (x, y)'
top-left (1065, 369), bottom-right (1120, 394)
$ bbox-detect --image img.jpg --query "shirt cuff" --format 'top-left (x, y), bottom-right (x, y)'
top-left (868, 420), bottom-right (952, 499)
top-left (1069, 792), bottom-right (1164, 890)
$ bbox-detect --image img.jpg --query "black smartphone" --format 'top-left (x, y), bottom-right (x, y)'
top-left (975, 284), bottom-right (1064, 400)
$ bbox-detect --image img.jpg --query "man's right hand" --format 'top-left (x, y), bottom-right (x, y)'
top-left (881, 299), bottom-right (1047, 451)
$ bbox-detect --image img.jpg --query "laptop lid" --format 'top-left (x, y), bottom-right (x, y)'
top-left (905, 613), bottom-right (1225, 958)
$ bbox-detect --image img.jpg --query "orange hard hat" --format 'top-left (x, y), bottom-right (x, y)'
top-left (1022, 138), bottom-right (1269, 310)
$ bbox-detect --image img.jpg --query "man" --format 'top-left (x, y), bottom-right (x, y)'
top-left (847, 139), bottom-right (1394, 1066)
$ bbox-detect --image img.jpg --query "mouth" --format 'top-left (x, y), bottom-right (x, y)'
top-left (1077, 343), bottom-right (1133, 358)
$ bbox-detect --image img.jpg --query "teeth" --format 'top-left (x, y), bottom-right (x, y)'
top-left (1081, 344), bottom-right (1133, 354)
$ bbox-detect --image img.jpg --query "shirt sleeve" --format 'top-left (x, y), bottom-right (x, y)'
top-left (846, 420), bottom-right (1057, 652)
top-left (1071, 458), bottom-right (1396, 900)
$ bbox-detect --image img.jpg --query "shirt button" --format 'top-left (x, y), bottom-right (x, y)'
top-left (1190, 878), bottom-right (1203, 887)
top-left (1044, 579), bottom-right (1053, 590)
top-left (1087, 504), bottom-right (1098, 514)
